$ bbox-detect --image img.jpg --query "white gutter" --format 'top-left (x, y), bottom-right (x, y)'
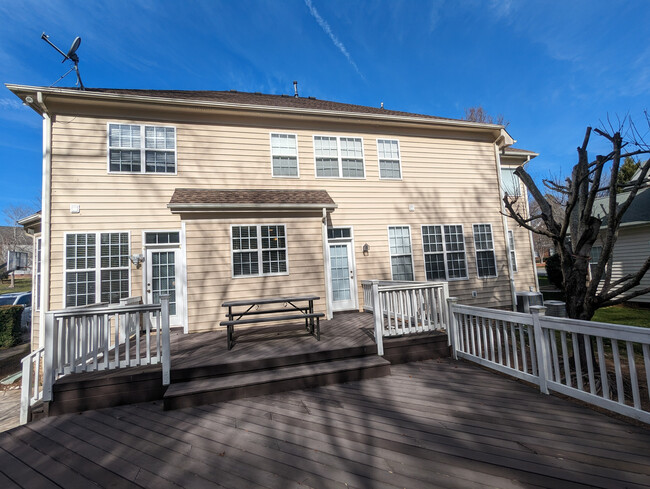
top-left (167, 203), bottom-right (338, 213)
top-left (5, 84), bottom-right (510, 136)
top-left (37, 91), bottom-right (51, 349)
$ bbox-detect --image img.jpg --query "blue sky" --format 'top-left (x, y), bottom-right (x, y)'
top-left (1, 0), bottom-right (649, 224)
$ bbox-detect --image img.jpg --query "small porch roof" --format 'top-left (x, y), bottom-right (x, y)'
top-left (168, 188), bottom-right (337, 213)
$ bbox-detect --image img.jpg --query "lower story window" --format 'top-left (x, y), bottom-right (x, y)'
top-left (388, 226), bottom-right (414, 281)
top-left (473, 224), bottom-right (497, 278)
top-left (232, 225), bottom-right (287, 277)
top-left (65, 232), bottom-right (130, 307)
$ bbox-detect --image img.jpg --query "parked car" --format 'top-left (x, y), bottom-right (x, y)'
top-left (0, 292), bottom-right (32, 331)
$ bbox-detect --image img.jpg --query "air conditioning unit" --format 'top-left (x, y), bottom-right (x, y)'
top-left (516, 291), bottom-right (543, 313)
top-left (544, 300), bottom-right (567, 317)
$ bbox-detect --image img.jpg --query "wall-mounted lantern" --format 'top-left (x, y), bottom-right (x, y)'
top-left (362, 243), bottom-right (370, 256)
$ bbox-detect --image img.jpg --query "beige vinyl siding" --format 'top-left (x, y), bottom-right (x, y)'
top-left (609, 225), bottom-right (650, 304)
top-left (47, 109), bottom-right (519, 331)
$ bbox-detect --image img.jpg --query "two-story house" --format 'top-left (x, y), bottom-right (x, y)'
top-left (8, 85), bottom-right (538, 348)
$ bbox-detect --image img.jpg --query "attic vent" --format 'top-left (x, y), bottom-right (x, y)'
top-left (308, 96), bottom-right (316, 100)
top-left (229, 89), bottom-right (238, 93)
top-left (254, 92), bottom-right (261, 95)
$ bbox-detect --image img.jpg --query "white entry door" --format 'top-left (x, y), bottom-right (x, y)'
top-left (146, 248), bottom-right (184, 327)
top-left (329, 242), bottom-right (357, 311)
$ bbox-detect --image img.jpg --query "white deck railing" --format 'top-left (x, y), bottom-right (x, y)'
top-left (20, 296), bottom-right (170, 425)
top-left (448, 299), bottom-right (650, 425)
top-left (362, 280), bottom-right (449, 355)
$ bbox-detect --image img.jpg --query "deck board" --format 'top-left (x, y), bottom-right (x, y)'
top-left (2, 358), bottom-right (650, 488)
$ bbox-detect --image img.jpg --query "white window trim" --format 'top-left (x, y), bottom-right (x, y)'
top-left (508, 229), bottom-right (518, 273)
top-left (34, 237), bottom-right (42, 311)
top-left (387, 225), bottom-right (415, 281)
top-left (270, 132), bottom-right (300, 178)
top-left (472, 223), bottom-right (498, 279)
top-left (376, 138), bottom-right (403, 180)
top-left (142, 230), bottom-right (182, 249)
top-left (106, 122), bottom-right (178, 175)
top-left (230, 224), bottom-right (290, 279)
top-left (313, 135), bottom-right (366, 180)
top-left (62, 231), bottom-right (132, 307)
top-left (420, 224), bottom-right (470, 281)
top-left (500, 166), bottom-right (522, 197)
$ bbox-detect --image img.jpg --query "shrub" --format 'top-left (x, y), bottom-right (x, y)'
top-left (545, 254), bottom-right (564, 291)
top-left (0, 305), bottom-right (23, 348)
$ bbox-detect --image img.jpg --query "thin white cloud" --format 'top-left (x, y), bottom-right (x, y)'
top-left (304, 0), bottom-right (364, 79)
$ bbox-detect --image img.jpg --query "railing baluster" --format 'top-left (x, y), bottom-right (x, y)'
top-left (611, 338), bottom-right (624, 404)
top-left (643, 344), bottom-right (650, 404)
top-left (503, 320), bottom-right (511, 368)
top-left (560, 331), bottom-right (570, 387)
top-left (572, 332), bottom-right (583, 391)
top-left (549, 329), bottom-right (560, 381)
top-left (495, 319), bottom-right (503, 365)
top-left (519, 324), bottom-right (529, 374)
top-left (510, 322), bottom-right (519, 371)
top-left (627, 341), bottom-right (640, 409)
top-left (585, 335), bottom-right (596, 395)
top-left (596, 336), bottom-right (609, 399)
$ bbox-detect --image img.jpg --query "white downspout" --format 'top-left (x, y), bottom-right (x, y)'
top-left (37, 91), bottom-right (51, 349)
top-left (322, 207), bottom-right (333, 319)
top-left (493, 142), bottom-right (518, 311)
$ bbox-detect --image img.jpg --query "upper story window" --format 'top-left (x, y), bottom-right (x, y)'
top-left (377, 139), bottom-right (402, 179)
top-left (473, 224), bottom-right (497, 278)
top-left (108, 124), bottom-right (176, 174)
top-left (314, 136), bottom-right (365, 179)
top-left (270, 133), bottom-right (299, 177)
top-left (501, 167), bottom-right (521, 196)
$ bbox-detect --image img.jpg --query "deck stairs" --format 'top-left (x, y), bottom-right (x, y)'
top-left (162, 344), bottom-right (391, 410)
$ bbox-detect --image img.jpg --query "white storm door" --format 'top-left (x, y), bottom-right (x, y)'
top-left (146, 248), bottom-right (183, 326)
top-left (329, 242), bottom-right (357, 311)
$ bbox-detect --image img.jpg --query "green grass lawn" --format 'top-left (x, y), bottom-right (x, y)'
top-left (0, 277), bottom-right (32, 295)
top-left (592, 305), bottom-right (650, 328)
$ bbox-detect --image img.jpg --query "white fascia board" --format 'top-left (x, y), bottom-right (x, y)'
top-left (5, 84), bottom-right (508, 134)
top-left (167, 202), bottom-right (338, 213)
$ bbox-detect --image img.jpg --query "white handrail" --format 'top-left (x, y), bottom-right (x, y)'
top-left (449, 302), bottom-right (650, 425)
top-left (21, 296), bottom-right (171, 424)
top-left (363, 280), bottom-right (450, 355)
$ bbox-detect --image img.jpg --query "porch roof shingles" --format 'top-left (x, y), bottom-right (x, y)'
top-left (168, 188), bottom-right (337, 212)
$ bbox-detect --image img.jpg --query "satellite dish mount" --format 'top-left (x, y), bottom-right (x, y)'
top-left (41, 33), bottom-right (85, 90)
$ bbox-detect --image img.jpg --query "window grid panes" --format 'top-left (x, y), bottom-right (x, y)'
top-left (232, 225), bottom-right (287, 277)
top-left (508, 230), bottom-right (518, 272)
top-left (473, 224), bottom-right (497, 278)
top-left (314, 136), bottom-right (365, 179)
top-left (145, 232), bottom-right (180, 245)
top-left (65, 232), bottom-right (130, 307)
top-left (327, 227), bottom-right (352, 240)
top-left (443, 225), bottom-right (468, 279)
top-left (388, 226), bottom-right (414, 281)
top-left (377, 139), bottom-right (402, 179)
top-left (109, 123), bottom-right (176, 174)
top-left (271, 133), bottom-right (298, 177)
top-left (422, 225), bottom-right (446, 280)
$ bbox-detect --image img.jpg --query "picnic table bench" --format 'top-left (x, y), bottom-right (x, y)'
top-left (220, 296), bottom-right (324, 350)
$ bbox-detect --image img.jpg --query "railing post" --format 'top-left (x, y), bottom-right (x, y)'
top-left (531, 305), bottom-right (549, 394)
top-left (42, 312), bottom-right (55, 402)
top-left (19, 356), bottom-right (33, 425)
top-left (371, 282), bottom-right (384, 356)
top-left (160, 294), bottom-right (171, 386)
top-left (447, 297), bottom-right (458, 359)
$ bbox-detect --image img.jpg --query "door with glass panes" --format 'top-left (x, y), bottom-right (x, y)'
top-left (145, 239), bottom-right (184, 327)
top-left (327, 227), bottom-right (358, 311)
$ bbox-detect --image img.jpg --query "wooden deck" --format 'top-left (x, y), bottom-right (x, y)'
top-left (2, 357), bottom-right (650, 488)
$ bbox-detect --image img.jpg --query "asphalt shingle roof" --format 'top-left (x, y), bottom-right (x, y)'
top-left (169, 188), bottom-right (336, 207)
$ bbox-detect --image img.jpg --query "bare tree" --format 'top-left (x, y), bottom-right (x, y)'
top-left (503, 116), bottom-right (650, 321)
top-left (464, 106), bottom-right (509, 128)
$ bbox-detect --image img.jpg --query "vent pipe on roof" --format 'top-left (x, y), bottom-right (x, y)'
top-left (380, 102), bottom-right (384, 109)
top-left (293, 81), bottom-right (299, 98)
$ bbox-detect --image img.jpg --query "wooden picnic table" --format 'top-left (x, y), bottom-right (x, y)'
top-left (220, 296), bottom-right (323, 350)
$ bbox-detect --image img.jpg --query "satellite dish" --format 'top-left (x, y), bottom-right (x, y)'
top-left (66, 37), bottom-right (81, 63)
top-left (41, 33), bottom-right (85, 89)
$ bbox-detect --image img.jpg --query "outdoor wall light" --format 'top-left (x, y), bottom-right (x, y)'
top-left (129, 254), bottom-right (145, 268)
top-left (362, 243), bottom-right (370, 256)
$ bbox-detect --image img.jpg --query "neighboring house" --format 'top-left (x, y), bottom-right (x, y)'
top-left (591, 180), bottom-right (650, 304)
top-left (0, 225), bottom-right (33, 276)
top-left (8, 85), bottom-right (538, 349)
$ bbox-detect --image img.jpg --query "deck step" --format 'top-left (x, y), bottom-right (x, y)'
top-left (163, 356), bottom-right (391, 410)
